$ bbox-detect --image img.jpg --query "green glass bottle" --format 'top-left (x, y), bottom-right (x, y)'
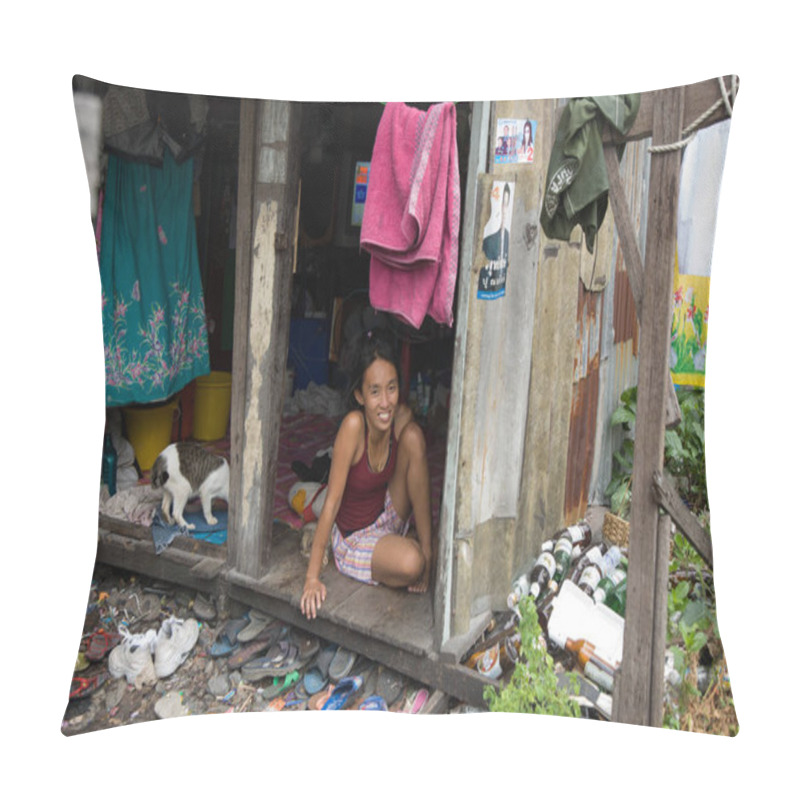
top-left (594, 566), bottom-right (626, 606)
top-left (553, 535), bottom-right (574, 583)
top-left (605, 577), bottom-right (627, 617)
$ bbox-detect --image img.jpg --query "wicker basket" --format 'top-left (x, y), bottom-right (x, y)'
top-left (603, 512), bottom-right (630, 548)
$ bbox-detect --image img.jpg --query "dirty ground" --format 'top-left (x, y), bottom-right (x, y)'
top-left (62, 564), bottom-right (477, 734)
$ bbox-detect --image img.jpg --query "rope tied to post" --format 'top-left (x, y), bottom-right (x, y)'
top-left (648, 75), bottom-right (738, 154)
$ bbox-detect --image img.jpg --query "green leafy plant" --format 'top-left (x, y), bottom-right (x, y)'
top-left (605, 386), bottom-right (708, 519)
top-left (484, 596), bottom-right (581, 717)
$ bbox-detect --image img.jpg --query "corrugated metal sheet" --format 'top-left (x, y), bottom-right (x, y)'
top-left (565, 282), bottom-right (602, 521)
top-left (569, 137), bottom-right (652, 512)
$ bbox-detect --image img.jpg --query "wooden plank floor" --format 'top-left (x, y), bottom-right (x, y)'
top-left (96, 520), bottom-right (496, 707)
top-left (255, 524), bottom-right (435, 657)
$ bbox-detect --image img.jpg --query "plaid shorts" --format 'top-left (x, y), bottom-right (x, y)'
top-left (331, 490), bottom-right (410, 585)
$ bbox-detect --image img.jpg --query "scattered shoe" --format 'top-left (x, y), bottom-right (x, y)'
top-left (359, 694), bottom-right (388, 711)
top-left (69, 672), bottom-right (108, 700)
top-left (375, 667), bottom-right (405, 707)
top-left (192, 593), bottom-right (216, 621)
top-left (308, 683), bottom-right (334, 710)
top-left (401, 687), bottom-right (429, 714)
top-left (154, 616), bottom-right (199, 679)
top-left (237, 609), bottom-right (273, 643)
top-left (209, 618), bottom-right (248, 658)
top-left (84, 628), bottom-right (121, 662)
top-left (328, 646), bottom-right (357, 682)
top-left (322, 675), bottom-right (364, 710)
top-left (108, 627), bottom-right (158, 687)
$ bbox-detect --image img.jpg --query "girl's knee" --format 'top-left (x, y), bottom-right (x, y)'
top-left (397, 543), bottom-right (425, 583)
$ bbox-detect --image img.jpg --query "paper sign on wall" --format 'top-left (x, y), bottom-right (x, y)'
top-left (493, 118), bottom-right (537, 165)
top-left (477, 179), bottom-right (515, 300)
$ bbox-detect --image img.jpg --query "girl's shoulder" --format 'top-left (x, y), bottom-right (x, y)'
top-left (393, 404), bottom-right (414, 437)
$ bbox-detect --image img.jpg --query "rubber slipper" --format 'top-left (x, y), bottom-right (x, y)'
top-left (402, 687), bottom-right (429, 714)
top-left (375, 668), bottom-right (405, 707)
top-left (69, 672), bottom-right (108, 700)
top-left (226, 637), bottom-right (272, 669)
top-left (322, 675), bottom-right (364, 710)
top-left (308, 683), bottom-right (334, 710)
top-left (303, 666), bottom-right (326, 696)
top-left (283, 689), bottom-right (308, 710)
top-left (209, 618), bottom-right (248, 658)
top-left (359, 694), bottom-right (388, 711)
top-left (261, 640), bottom-right (301, 677)
top-left (260, 670), bottom-right (300, 699)
top-left (192, 593), bottom-right (216, 621)
top-left (291, 633), bottom-right (320, 664)
top-left (124, 592), bottom-right (162, 623)
top-left (84, 629), bottom-right (121, 662)
top-left (237, 609), bottom-right (274, 642)
top-left (314, 643), bottom-right (337, 678)
top-left (328, 646), bottom-right (357, 682)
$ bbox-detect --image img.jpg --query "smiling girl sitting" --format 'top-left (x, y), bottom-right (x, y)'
top-left (300, 328), bottom-right (433, 620)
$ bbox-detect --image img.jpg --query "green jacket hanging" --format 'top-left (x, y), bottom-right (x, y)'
top-left (540, 94), bottom-right (640, 254)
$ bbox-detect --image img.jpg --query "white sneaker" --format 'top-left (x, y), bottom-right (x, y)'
top-left (108, 626), bottom-right (158, 687)
top-left (154, 616), bottom-right (199, 679)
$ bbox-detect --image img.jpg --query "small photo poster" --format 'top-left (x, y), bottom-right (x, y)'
top-left (351, 160), bottom-right (370, 226)
top-left (494, 118), bottom-right (537, 165)
top-left (478, 179), bottom-right (515, 300)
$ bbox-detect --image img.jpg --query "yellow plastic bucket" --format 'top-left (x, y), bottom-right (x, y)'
top-left (122, 400), bottom-right (178, 472)
top-left (193, 371), bottom-right (232, 441)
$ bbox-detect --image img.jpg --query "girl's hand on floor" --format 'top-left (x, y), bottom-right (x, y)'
top-left (301, 577), bottom-right (327, 619)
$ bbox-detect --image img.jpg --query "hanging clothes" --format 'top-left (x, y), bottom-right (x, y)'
top-left (540, 94), bottom-right (640, 254)
top-left (99, 150), bottom-right (210, 406)
top-left (360, 102), bottom-right (460, 329)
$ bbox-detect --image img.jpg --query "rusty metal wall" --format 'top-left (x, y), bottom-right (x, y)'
top-left (567, 138), bottom-right (652, 518)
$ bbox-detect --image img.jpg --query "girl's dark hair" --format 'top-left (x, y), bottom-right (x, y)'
top-left (348, 327), bottom-right (401, 407)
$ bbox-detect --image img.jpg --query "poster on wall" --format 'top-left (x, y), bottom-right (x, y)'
top-left (477, 179), bottom-right (515, 300)
top-left (669, 120), bottom-right (729, 387)
top-left (494, 118), bottom-right (537, 164)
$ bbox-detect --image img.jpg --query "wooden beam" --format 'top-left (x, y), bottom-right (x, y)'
top-left (228, 98), bottom-right (257, 572)
top-left (606, 76), bottom-right (737, 143)
top-left (614, 85), bottom-right (685, 727)
top-left (651, 470), bottom-right (713, 568)
top-left (649, 511), bottom-right (672, 727)
top-left (604, 143), bottom-right (681, 429)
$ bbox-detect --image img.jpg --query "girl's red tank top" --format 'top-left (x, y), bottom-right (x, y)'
top-left (336, 417), bottom-right (397, 536)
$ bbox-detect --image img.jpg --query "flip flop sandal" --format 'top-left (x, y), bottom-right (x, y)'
top-left (328, 646), bottom-right (357, 682)
top-left (260, 670), bottom-right (300, 699)
top-left (291, 633), bottom-right (320, 664)
top-left (314, 643), bottom-right (338, 679)
top-left (308, 683), bottom-right (334, 710)
top-left (402, 687), bottom-right (429, 714)
top-left (236, 609), bottom-right (274, 643)
top-left (84, 629), bottom-right (121, 662)
top-left (260, 641), bottom-right (301, 677)
top-left (322, 675), bottom-right (364, 710)
top-left (69, 672), bottom-right (108, 700)
top-left (303, 666), bottom-right (326, 696)
top-left (359, 694), bottom-right (388, 711)
top-left (209, 618), bottom-right (248, 657)
top-left (226, 637), bottom-right (273, 669)
top-left (376, 668), bottom-right (405, 707)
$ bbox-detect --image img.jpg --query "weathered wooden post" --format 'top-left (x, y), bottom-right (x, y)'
top-left (613, 86), bottom-right (685, 726)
